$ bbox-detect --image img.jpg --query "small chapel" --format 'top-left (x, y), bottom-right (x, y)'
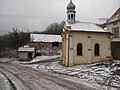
top-left (62, 0), bottom-right (112, 66)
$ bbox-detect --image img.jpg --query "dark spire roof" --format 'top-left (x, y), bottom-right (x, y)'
top-left (67, 0), bottom-right (76, 10)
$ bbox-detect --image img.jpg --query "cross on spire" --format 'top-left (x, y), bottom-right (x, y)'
top-left (70, 0), bottom-right (72, 2)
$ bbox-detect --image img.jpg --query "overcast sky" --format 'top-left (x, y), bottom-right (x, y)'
top-left (0, 0), bottom-right (120, 35)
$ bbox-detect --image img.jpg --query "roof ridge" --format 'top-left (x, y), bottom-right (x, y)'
top-left (107, 7), bottom-right (120, 23)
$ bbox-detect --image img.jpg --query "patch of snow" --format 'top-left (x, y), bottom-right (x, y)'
top-left (30, 34), bottom-right (62, 42)
top-left (0, 58), bottom-right (20, 64)
top-left (0, 72), bottom-right (11, 90)
top-left (20, 58), bottom-right (120, 90)
top-left (18, 47), bottom-right (35, 52)
top-left (20, 55), bottom-right (61, 64)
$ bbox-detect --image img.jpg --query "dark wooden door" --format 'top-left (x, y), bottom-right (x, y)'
top-left (28, 52), bottom-right (32, 59)
top-left (112, 42), bottom-right (120, 59)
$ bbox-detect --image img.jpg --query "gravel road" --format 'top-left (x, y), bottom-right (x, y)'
top-left (0, 62), bottom-right (96, 90)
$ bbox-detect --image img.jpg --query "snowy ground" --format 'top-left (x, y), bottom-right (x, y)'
top-left (0, 56), bottom-right (120, 90)
top-left (20, 55), bottom-right (61, 64)
top-left (0, 72), bottom-right (11, 90)
top-left (21, 56), bottom-right (120, 90)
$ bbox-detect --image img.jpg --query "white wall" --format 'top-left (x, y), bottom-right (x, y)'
top-left (106, 21), bottom-right (120, 37)
top-left (67, 32), bottom-right (112, 66)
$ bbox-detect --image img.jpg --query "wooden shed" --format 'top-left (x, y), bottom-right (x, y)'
top-left (18, 46), bottom-right (35, 60)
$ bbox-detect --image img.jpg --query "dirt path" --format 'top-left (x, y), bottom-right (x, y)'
top-left (0, 62), bottom-right (96, 90)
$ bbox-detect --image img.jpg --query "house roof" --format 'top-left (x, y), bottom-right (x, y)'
top-left (30, 34), bottom-right (62, 43)
top-left (18, 47), bottom-right (35, 52)
top-left (107, 7), bottom-right (120, 23)
top-left (64, 21), bottom-right (109, 33)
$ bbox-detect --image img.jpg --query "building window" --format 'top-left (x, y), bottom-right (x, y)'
top-left (113, 22), bottom-right (117, 26)
top-left (112, 27), bottom-right (119, 38)
top-left (94, 44), bottom-right (100, 56)
top-left (68, 14), bottom-right (70, 20)
top-left (52, 42), bottom-right (59, 47)
top-left (71, 14), bottom-right (73, 20)
top-left (77, 43), bottom-right (82, 56)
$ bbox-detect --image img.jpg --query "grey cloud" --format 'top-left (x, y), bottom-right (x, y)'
top-left (0, 0), bottom-right (120, 35)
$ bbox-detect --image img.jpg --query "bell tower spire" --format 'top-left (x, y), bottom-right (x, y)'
top-left (67, 0), bottom-right (76, 24)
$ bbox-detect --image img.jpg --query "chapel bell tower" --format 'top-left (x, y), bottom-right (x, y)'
top-left (67, 0), bottom-right (76, 24)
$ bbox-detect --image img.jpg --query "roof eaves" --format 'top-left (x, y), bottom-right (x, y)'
top-left (107, 19), bottom-right (120, 24)
top-left (107, 7), bottom-right (120, 23)
top-left (69, 29), bottom-right (112, 33)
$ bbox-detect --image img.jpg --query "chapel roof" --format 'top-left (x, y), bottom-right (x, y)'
top-left (64, 21), bottom-right (109, 33)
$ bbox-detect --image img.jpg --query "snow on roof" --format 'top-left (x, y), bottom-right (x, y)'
top-left (30, 34), bottom-right (62, 42)
top-left (65, 21), bottom-right (108, 32)
top-left (18, 47), bottom-right (35, 52)
top-left (112, 38), bottom-right (120, 42)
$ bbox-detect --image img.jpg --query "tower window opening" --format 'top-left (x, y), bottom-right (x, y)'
top-left (68, 14), bottom-right (70, 20)
top-left (71, 14), bottom-right (73, 20)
